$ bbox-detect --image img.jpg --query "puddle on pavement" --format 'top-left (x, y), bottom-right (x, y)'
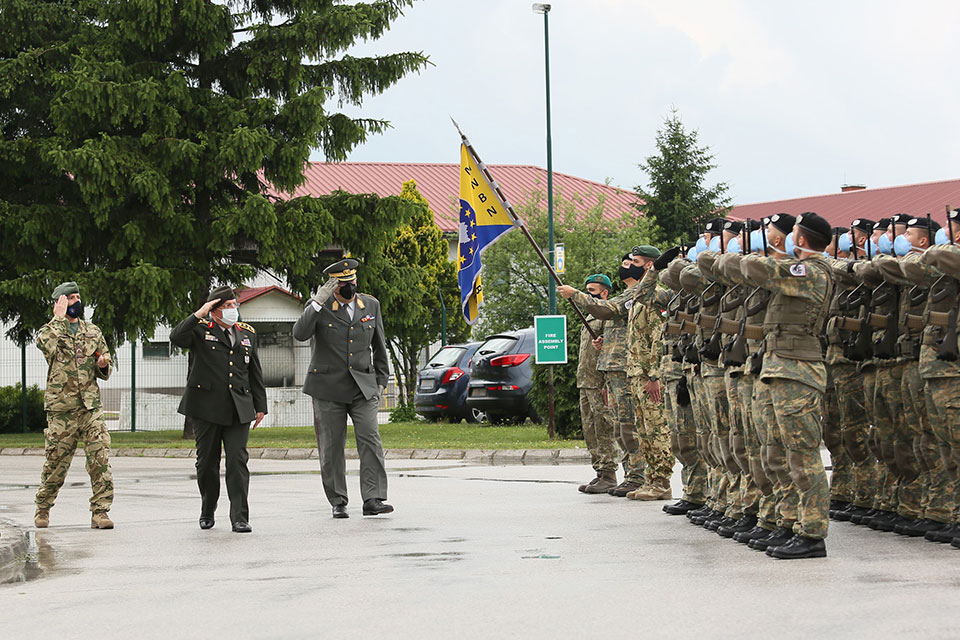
top-left (521, 555), bottom-right (561, 560)
top-left (394, 474), bottom-right (579, 485)
top-left (442, 537), bottom-right (466, 543)
top-left (3, 531), bottom-right (58, 584)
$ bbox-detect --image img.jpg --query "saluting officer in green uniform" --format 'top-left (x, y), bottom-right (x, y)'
top-left (293, 259), bottom-right (393, 519)
top-left (34, 281), bottom-right (115, 530)
top-left (170, 286), bottom-right (267, 533)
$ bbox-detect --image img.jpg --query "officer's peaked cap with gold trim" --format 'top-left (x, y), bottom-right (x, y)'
top-left (323, 258), bottom-right (360, 281)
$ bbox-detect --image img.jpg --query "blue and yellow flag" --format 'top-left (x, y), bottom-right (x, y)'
top-left (457, 143), bottom-right (517, 324)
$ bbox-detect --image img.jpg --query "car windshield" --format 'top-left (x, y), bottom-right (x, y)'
top-left (475, 337), bottom-right (517, 357)
top-left (426, 347), bottom-right (466, 368)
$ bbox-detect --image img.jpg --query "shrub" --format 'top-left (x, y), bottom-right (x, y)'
top-left (0, 384), bottom-right (47, 434)
top-left (388, 402), bottom-right (419, 424)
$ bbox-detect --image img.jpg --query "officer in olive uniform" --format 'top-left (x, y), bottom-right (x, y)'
top-left (293, 259), bottom-right (393, 519)
top-left (170, 286), bottom-right (267, 533)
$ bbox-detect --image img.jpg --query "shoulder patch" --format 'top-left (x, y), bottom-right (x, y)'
top-left (624, 300), bottom-right (634, 309)
top-left (789, 263), bottom-right (807, 277)
top-left (236, 321), bottom-right (256, 334)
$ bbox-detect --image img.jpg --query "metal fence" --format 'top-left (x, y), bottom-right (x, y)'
top-left (1, 320), bottom-right (402, 431)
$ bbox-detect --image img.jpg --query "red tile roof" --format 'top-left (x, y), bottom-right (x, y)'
top-left (270, 162), bottom-right (640, 232)
top-left (729, 178), bottom-right (960, 227)
top-left (235, 286), bottom-right (301, 305)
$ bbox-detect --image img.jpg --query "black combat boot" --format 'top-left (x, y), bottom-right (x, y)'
top-left (867, 511), bottom-right (900, 531)
top-left (691, 509), bottom-right (724, 526)
top-left (663, 499), bottom-right (703, 515)
top-left (686, 504), bottom-right (713, 519)
top-left (767, 534), bottom-right (827, 559)
top-left (706, 515), bottom-right (737, 532)
top-left (894, 517), bottom-right (938, 536)
top-left (748, 526), bottom-right (793, 551)
top-left (718, 514), bottom-right (758, 538)
top-left (733, 525), bottom-right (773, 544)
top-left (850, 508), bottom-right (879, 525)
top-left (926, 523), bottom-right (960, 543)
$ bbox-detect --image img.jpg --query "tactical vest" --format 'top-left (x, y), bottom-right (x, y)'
top-left (922, 280), bottom-right (956, 347)
top-left (762, 257), bottom-right (834, 362)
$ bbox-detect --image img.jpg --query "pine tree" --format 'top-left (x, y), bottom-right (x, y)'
top-left (634, 107), bottom-right (731, 244)
top-left (0, 0), bottom-right (429, 346)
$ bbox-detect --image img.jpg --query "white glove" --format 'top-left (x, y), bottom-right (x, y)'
top-left (312, 277), bottom-right (339, 307)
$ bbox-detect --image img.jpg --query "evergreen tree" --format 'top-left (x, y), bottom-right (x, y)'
top-left (634, 107), bottom-right (731, 244)
top-left (0, 0), bottom-right (429, 346)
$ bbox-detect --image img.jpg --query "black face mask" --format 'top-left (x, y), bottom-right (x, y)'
top-left (589, 292), bottom-right (604, 300)
top-left (66, 300), bottom-right (84, 319)
top-left (618, 265), bottom-right (645, 282)
top-left (338, 282), bottom-right (356, 299)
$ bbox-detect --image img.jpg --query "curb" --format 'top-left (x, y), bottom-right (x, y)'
top-left (0, 446), bottom-right (590, 465)
top-left (0, 518), bottom-right (28, 584)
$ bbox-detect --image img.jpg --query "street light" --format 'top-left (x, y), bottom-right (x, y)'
top-left (532, 3), bottom-right (555, 315)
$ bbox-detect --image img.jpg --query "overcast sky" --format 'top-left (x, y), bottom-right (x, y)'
top-left (329, 0), bottom-right (960, 205)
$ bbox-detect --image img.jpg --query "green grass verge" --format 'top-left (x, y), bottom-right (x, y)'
top-left (0, 422), bottom-right (583, 450)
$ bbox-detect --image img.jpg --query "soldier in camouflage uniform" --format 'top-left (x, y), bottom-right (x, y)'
top-left (560, 254), bottom-right (645, 496)
top-left (740, 213), bottom-right (835, 559)
top-left (576, 274), bottom-right (619, 494)
top-left (658, 255), bottom-right (707, 514)
top-left (904, 212), bottom-right (960, 544)
top-left (34, 282), bottom-right (115, 530)
top-left (623, 246), bottom-right (675, 501)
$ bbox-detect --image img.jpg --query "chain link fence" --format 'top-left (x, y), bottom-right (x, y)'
top-left (1, 319), bottom-right (400, 432)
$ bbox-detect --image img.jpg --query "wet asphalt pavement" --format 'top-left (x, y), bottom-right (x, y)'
top-left (1, 455), bottom-right (958, 639)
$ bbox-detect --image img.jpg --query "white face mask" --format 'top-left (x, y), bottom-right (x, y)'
top-left (220, 307), bottom-right (239, 326)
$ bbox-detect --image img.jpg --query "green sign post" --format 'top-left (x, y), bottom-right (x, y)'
top-left (534, 315), bottom-right (567, 364)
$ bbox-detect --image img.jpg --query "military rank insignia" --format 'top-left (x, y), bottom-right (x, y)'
top-left (360, 314), bottom-right (375, 323)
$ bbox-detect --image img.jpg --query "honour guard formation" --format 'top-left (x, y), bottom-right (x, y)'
top-left (559, 209), bottom-right (960, 559)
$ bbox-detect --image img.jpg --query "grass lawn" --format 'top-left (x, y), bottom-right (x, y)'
top-left (0, 422), bottom-right (583, 450)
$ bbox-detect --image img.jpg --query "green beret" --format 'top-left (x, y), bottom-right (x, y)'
top-left (584, 274), bottom-right (612, 289)
top-left (631, 245), bottom-right (662, 259)
top-left (51, 281), bottom-right (79, 300)
top-left (207, 285), bottom-right (237, 309)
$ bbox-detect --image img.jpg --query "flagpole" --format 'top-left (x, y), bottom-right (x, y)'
top-left (451, 119), bottom-right (598, 340)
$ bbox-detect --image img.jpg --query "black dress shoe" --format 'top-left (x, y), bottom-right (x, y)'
top-left (362, 498), bottom-right (394, 516)
top-left (232, 521), bottom-right (252, 533)
top-left (926, 523), bottom-right (960, 543)
top-left (332, 504), bottom-right (349, 519)
top-left (199, 516), bottom-right (215, 530)
top-left (768, 535), bottom-right (826, 559)
top-left (733, 525), bottom-right (773, 544)
top-left (749, 526), bottom-right (793, 551)
top-left (718, 514), bottom-right (758, 538)
top-left (664, 500), bottom-right (703, 516)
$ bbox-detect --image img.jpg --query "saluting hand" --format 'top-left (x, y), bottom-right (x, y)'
top-left (253, 412), bottom-right (265, 429)
top-left (53, 295), bottom-right (68, 319)
top-left (194, 298), bottom-right (220, 319)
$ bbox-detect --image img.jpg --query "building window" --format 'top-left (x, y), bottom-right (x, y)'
top-left (143, 341), bottom-right (170, 359)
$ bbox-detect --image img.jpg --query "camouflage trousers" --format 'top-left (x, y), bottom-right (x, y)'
top-left (765, 378), bottom-right (830, 540)
top-left (604, 371), bottom-right (644, 484)
top-left (579, 387), bottom-right (619, 473)
top-left (874, 362), bottom-right (924, 518)
top-left (688, 372), bottom-right (721, 509)
top-left (740, 373), bottom-right (777, 530)
top-left (832, 363), bottom-right (877, 509)
top-left (629, 375), bottom-right (675, 485)
top-left (726, 372), bottom-right (760, 516)
top-left (924, 377), bottom-right (960, 524)
top-left (664, 377), bottom-right (706, 504)
top-left (754, 381), bottom-right (800, 532)
top-left (35, 408), bottom-right (114, 512)
top-left (703, 374), bottom-right (740, 517)
top-left (823, 365), bottom-right (855, 503)
top-left (902, 362), bottom-right (948, 522)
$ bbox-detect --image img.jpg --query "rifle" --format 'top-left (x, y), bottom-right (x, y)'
top-left (845, 224), bottom-right (874, 361)
top-left (722, 221), bottom-right (752, 367)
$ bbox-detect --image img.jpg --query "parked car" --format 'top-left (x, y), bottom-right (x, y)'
top-left (466, 328), bottom-right (540, 425)
top-left (414, 342), bottom-right (484, 423)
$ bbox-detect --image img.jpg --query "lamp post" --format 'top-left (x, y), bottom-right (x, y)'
top-left (532, 3), bottom-right (555, 315)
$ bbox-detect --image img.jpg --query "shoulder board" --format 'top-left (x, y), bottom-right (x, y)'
top-left (236, 321), bottom-right (256, 334)
top-left (197, 318), bottom-right (207, 324)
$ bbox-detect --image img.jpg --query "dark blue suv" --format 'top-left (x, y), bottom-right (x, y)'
top-left (414, 342), bottom-right (484, 423)
top-left (466, 328), bottom-right (540, 425)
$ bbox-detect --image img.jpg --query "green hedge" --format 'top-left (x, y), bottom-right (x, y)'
top-left (529, 346), bottom-right (583, 440)
top-left (0, 384), bottom-right (46, 434)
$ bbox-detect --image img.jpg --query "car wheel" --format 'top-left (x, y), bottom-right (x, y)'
top-left (466, 407), bottom-right (486, 424)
